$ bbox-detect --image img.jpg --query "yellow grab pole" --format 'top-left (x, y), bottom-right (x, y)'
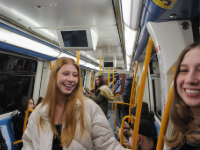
top-left (129, 61), bottom-right (139, 116)
top-left (99, 50), bottom-right (102, 75)
top-left (131, 37), bottom-right (153, 150)
top-left (134, 84), bottom-right (140, 107)
top-left (108, 69), bottom-right (110, 86)
top-left (120, 116), bottom-right (134, 146)
top-left (77, 51), bottom-right (80, 64)
top-left (77, 51), bottom-right (82, 90)
top-left (13, 140), bottom-right (23, 145)
top-left (23, 109), bottom-right (34, 133)
top-left (107, 69), bottom-right (110, 117)
top-left (112, 68), bottom-right (114, 112)
top-left (128, 76), bottom-right (139, 123)
top-left (91, 69), bottom-right (94, 90)
top-left (50, 61), bottom-right (52, 70)
top-left (133, 76), bottom-right (139, 101)
top-left (156, 82), bottom-right (174, 150)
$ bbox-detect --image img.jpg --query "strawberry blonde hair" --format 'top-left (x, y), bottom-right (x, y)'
top-left (39, 57), bottom-right (86, 147)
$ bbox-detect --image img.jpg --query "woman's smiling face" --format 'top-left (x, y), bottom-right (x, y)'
top-left (176, 46), bottom-right (200, 109)
top-left (56, 64), bottom-right (78, 96)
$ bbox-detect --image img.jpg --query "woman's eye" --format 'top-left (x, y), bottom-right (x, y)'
top-left (63, 73), bottom-right (68, 75)
top-left (179, 69), bottom-right (188, 72)
top-left (73, 74), bottom-right (78, 77)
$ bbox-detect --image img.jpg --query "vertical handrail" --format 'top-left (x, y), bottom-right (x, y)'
top-left (77, 51), bottom-right (82, 90)
top-left (120, 116), bottom-right (134, 146)
top-left (129, 61), bottom-right (139, 117)
top-left (156, 82), bottom-right (174, 150)
top-left (112, 68), bottom-right (114, 112)
top-left (128, 76), bottom-right (139, 123)
top-left (13, 109), bottom-right (33, 145)
top-left (132, 76), bottom-right (139, 103)
top-left (134, 84), bottom-right (140, 107)
top-left (99, 50), bottom-right (102, 75)
top-left (107, 69), bottom-right (110, 117)
top-left (91, 69), bottom-right (94, 90)
top-left (131, 36), bottom-right (153, 150)
top-left (23, 109), bottom-right (34, 133)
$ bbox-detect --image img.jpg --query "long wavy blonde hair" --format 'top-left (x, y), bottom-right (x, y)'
top-left (39, 57), bottom-right (86, 147)
top-left (165, 43), bottom-right (200, 148)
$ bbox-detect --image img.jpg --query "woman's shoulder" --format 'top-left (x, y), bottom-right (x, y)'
top-left (83, 98), bottom-right (105, 115)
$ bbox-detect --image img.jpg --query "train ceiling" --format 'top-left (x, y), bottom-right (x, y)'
top-left (0, 0), bottom-right (126, 69)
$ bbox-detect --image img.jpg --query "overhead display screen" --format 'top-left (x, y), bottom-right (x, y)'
top-left (61, 30), bottom-right (88, 47)
top-left (104, 62), bottom-right (113, 67)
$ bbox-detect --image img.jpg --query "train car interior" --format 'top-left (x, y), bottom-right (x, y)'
top-left (0, 0), bottom-right (199, 149)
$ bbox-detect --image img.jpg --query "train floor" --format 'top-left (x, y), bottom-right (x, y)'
top-left (107, 103), bottom-right (124, 131)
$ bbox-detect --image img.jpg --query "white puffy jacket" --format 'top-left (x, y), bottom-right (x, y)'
top-left (22, 99), bottom-right (128, 150)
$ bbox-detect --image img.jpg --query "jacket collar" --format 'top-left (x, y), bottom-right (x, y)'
top-left (39, 99), bottom-right (81, 122)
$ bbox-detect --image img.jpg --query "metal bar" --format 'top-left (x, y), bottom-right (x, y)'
top-left (99, 50), bottom-right (102, 75)
top-left (120, 116), bottom-right (134, 146)
top-left (134, 84), bottom-right (140, 107)
top-left (129, 61), bottom-right (139, 116)
top-left (23, 109), bottom-right (33, 133)
top-left (132, 76), bottom-right (139, 106)
top-left (156, 82), bottom-right (174, 150)
top-left (131, 36), bottom-right (153, 150)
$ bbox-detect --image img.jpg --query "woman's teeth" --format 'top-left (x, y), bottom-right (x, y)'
top-left (185, 89), bottom-right (200, 94)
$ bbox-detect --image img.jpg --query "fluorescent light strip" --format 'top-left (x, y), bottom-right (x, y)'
top-left (0, 27), bottom-right (60, 57)
top-left (58, 52), bottom-right (99, 71)
top-left (0, 27), bottom-right (99, 71)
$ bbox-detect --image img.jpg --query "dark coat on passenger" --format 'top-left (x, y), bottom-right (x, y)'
top-left (90, 85), bottom-right (114, 115)
top-left (170, 141), bottom-right (200, 150)
top-left (13, 111), bottom-right (26, 149)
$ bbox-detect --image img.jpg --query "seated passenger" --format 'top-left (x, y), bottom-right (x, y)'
top-left (13, 96), bottom-right (34, 148)
top-left (131, 105), bottom-right (160, 138)
top-left (129, 119), bottom-right (157, 150)
top-left (89, 75), bottom-right (114, 115)
top-left (165, 43), bottom-right (200, 149)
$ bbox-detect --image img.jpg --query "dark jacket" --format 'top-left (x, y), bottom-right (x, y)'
top-left (0, 130), bottom-right (8, 150)
top-left (171, 141), bottom-right (200, 150)
top-left (90, 85), bottom-right (114, 115)
top-left (13, 111), bottom-right (26, 141)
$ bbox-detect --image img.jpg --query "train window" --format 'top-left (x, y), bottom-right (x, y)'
top-left (0, 54), bottom-right (37, 72)
top-left (0, 53), bottom-right (36, 115)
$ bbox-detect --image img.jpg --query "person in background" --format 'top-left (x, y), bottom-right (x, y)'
top-left (13, 96), bottom-right (34, 149)
top-left (165, 43), bottom-right (200, 150)
top-left (131, 103), bottom-right (160, 138)
top-left (89, 75), bottom-right (114, 116)
top-left (22, 57), bottom-right (128, 150)
top-left (34, 96), bottom-right (43, 109)
top-left (0, 128), bottom-right (8, 150)
top-left (128, 119), bottom-right (157, 150)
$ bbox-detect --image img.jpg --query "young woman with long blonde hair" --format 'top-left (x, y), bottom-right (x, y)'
top-left (165, 43), bottom-right (200, 150)
top-left (22, 57), bottom-right (127, 150)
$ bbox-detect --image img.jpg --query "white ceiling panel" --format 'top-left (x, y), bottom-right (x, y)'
top-left (0, 0), bottom-right (126, 69)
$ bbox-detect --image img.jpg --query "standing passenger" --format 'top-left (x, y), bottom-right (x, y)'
top-left (165, 43), bottom-right (200, 149)
top-left (89, 75), bottom-right (114, 116)
top-left (22, 57), bottom-right (128, 150)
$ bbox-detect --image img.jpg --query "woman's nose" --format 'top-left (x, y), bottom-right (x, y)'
top-left (185, 71), bottom-right (199, 84)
